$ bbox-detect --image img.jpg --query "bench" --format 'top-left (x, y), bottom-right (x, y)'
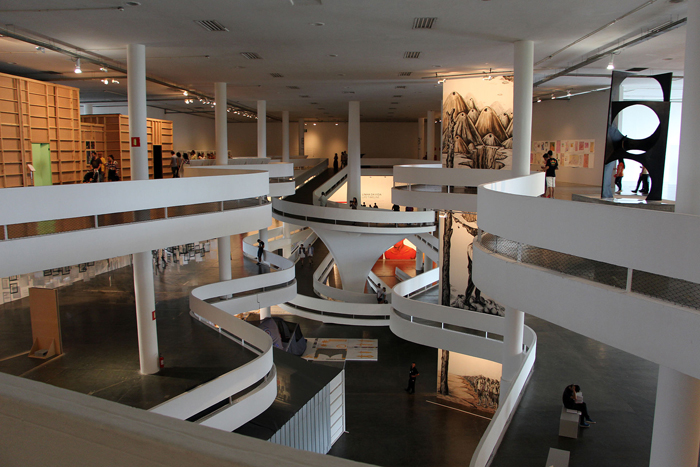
top-left (545, 447), bottom-right (570, 467)
top-left (559, 406), bottom-right (580, 438)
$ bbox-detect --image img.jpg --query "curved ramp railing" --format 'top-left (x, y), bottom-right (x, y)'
top-left (476, 172), bottom-right (700, 380)
top-left (390, 268), bottom-right (536, 467)
top-left (150, 250), bottom-right (296, 431)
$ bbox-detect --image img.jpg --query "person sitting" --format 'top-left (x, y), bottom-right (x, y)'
top-left (563, 384), bottom-right (595, 427)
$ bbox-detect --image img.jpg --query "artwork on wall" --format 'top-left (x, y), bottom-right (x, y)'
top-left (442, 76), bottom-right (514, 170)
top-left (437, 350), bottom-right (502, 417)
top-left (531, 140), bottom-right (595, 168)
top-left (440, 211), bottom-right (504, 316)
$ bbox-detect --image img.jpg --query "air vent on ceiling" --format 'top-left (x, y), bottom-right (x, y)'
top-left (390, 102), bottom-right (399, 104)
top-left (342, 91), bottom-right (355, 94)
top-left (194, 20), bottom-right (229, 32)
top-left (395, 85), bottom-right (406, 89)
top-left (299, 95), bottom-right (310, 98)
top-left (310, 102), bottom-right (318, 104)
top-left (240, 52), bottom-right (263, 60)
top-left (398, 72), bottom-right (412, 77)
top-left (626, 67), bottom-right (649, 73)
top-left (287, 85), bottom-right (300, 89)
top-left (393, 95), bottom-right (403, 98)
top-left (389, 107), bottom-right (397, 110)
top-left (404, 51), bottom-right (421, 59)
top-left (270, 73), bottom-right (284, 78)
top-left (413, 17), bottom-right (437, 29)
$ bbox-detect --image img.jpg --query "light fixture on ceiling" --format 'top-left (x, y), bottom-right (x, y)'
top-left (551, 94), bottom-right (555, 99)
top-left (437, 78), bottom-right (445, 84)
top-left (335, 123), bottom-right (338, 126)
top-left (607, 55), bottom-right (615, 70)
top-left (74, 58), bottom-right (82, 74)
top-left (111, 79), bottom-right (119, 84)
top-left (537, 98), bottom-right (542, 103)
top-left (482, 68), bottom-right (493, 80)
top-left (183, 91), bottom-right (188, 96)
top-left (100, 66), bottom-right (108, 72)
top-left (101, 79), bottom-right (109, 85)
top-left (313, 123), bottom-right (317, 125)
top-left (566, 90), bottom-right (572, 97)
top-left (35, 46), bottom-right (45, 53)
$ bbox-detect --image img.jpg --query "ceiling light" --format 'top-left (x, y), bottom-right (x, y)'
top-left (309, 22), bottom-right (325, 26)
top-left (607, 55), bottom-right (615, 70)
top-left (537, 99), bottom-right (542, 103)
top-left (35, 46), bottom-right (45, 53)
top-left (335, 123), bottom-right (338, 126)
top-left (101, 79), bottom-right (109, 85)
top-left (74, 58), bottom-right (82, 74)
top-left (551, 94), bottom-right (555, 99)
top-left (111, 79), bottom-right (119, 84)
top-left (100, 66), bottom-right (108, 72)
top-left (183, 91), bottom-right (188, 96)
top-left (313, 123), bottom-right (317, 125)
top-left (437, 79), bottom-right (445, 84)
top-left (566, 90), bottom-right (572, 97)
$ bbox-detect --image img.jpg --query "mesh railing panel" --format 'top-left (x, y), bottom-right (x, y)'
top-left (480, 233), bottom-right (628, 289)
top-left (8, 216), bottom-right (95, 239)
top-left (167, 202), bottom-right (221, 218)
top-left (632, 270), bottom-right (700, 310)
top-left (98, 209), bottom-right (166, 227)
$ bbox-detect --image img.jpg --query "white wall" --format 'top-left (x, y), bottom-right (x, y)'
top-left (531, 90), bottom-right (609, 186)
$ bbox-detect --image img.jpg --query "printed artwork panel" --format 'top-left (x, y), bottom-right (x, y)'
top-left (437, 350), bottom-right (502, 417)
top-left (442, 77), bottom-right (514, 170)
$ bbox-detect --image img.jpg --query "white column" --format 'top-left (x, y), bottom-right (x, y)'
top-left (418, 118), bottom-right (425, 158)
top-left (82, 103), bottom-right (93, 115)
top-left (215, 82), bottom-right (232, 284)
top-left (650, 367), bottom-right (700, 467)
top-left (260, 307), bottom-right (272, 320)
top-left (128, 44), bottom-right (148, 181)
top-left (500, 306), bottom-right (524, 399)
top-left (257, 100), bottom-right (266, 159)
top-left (426, 111), bottom-right (435, 161)
top-left (347, 101), bottom-right (361, 204)
top-left (512, 40), bottom-right (534, 178)
top-left (298, 118), bottom-right (305, 156)
top-left (128, 43), bottom-right (159, 375)
top-left (282, 111), bottom-right (290, 162)
top-left (415, 249), bottom-right (424, 272)
top-left (282, 222), bottom-right (292, 257)
top-left (649, 1), bottom-right (700, 464)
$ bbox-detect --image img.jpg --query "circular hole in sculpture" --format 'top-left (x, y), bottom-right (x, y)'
top-left (613, 104), bottom-right (660, 141)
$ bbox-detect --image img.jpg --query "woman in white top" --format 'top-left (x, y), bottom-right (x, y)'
top-left (298, 245), bottom-right (306, 266)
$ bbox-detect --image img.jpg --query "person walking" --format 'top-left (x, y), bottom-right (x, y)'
top-left (405, 362), bottom-right (420, 394)
top-left (298, 244), bottom-right (306, 266)
top-left (632, 165), bottom-right (649, 195)
top-left (170, 151), bottom-right (179, 178)
top-left (307, 244), bottom-right (314, 266)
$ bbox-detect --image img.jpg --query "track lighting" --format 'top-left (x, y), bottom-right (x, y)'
top-left (607, 55), bottom-right (615, 70)
top-left (537, 99), bottom-right (542, 103)
top-left (100, 66), bottom-right (108, 72)
top-left (74, 58), bottom-right (82, 74)
top-left (101, 79), bottom-right (109, 85)
top-left (35, 46), bottom-right (45, 53)
top-left (111, 79), bottom-right (119, 84)
top-left (183, 91), bottom-right (188, 96)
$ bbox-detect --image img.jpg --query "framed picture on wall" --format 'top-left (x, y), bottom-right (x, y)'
top-left (87, 261), bottom-right (95, 266)
top-left (10, 284), bottom-right (19, 294)
top-left (43, 270), bottom-right (53, 277)
top-left (62, 266), bottom-right (71, 275)
top-left (1, 278), bottom-right (9, 289)
top-left (52, 268), bottom-right (61, 276)
top-left (3, 292), bottom-right (10, 302)
top-left (8, 276), bottom-right (18, 282)
top-left (79, 264), bottom-right (87, 273)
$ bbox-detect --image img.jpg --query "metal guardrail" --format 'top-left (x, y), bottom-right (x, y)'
top-left (394, 184), bottom-right (478, 194)
top-left (2, 197), bottom-right (268, 241)
top-left (272, 208), bottom-right (434, 229)
top-left (479, 231), bottom-right (700, 311)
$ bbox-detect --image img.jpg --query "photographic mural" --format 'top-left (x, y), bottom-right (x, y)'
top-left (438, 78), bottom-right (509, 407)
top-left (442, 77), bottom-right (514, 170)
top-left (437, 350), bottom-right (502, 417)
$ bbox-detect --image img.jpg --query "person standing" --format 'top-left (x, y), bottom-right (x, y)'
top-left (406, 363), bottom-right (420, 394)
top-left (106, 155), bottom-right (120, 181)
top-left (89, 153), bottom-right (103, 182)
top-left (298, 244), bottom-right (306, 266)
top-left (256, 239), bottom-right (265, 264)
top-left (170, 151), bottom-right (179, 178)
top-left (319, 191), bottom-right (328, 207)
top-left (333, 154), bottom-right (339, 172)
top-left (632, 165), bottom-right (649, 195)
top-left (614, 159), bottom-right (625, 194)
top-left (544, 151), bottom-right (558, 198)
top-left (307, 244), bottom-right (314, 266)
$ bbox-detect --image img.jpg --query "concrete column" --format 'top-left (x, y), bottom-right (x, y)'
top-left (650, 366), bottom-right (700, 467)
top-left (257, 100), bottom-right (266, 159)
top-left (298, 118), bottom-right (305, 156)
top-left (127, 43), bottom-right (158, 375)
top-left (347, 101), bottom-right (361, 204)
top-left (500, 306), bottom-right (524, 399)
top-left (260, 307), bottom-right (272, 320)
top-left (649, 1), bottom-right (700, 464)
top-left (512, 40), bottom-right (534, 178)
top-left (282, 222), bottom-right (292, 257)
top-left (127, 44), bottom-right (148, 181)
top-left (415, 249), bottom-right (424, 272)
top-left (418, 118), bottom-right (425, 158)
top-left (427, 110), bottom-right (435, 161)
top-left (215, 83), bottom-right (232, 284)
top-left (282, 111), bottom-right (290, 162)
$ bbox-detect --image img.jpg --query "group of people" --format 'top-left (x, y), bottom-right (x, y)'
top-left (465, 375), bottom-right (500, 409)
top-left (376, 286), bottom-right (387, 304)
top-left (332, 152), bottom-right (349, 172)
top-left (614, 159), bottom-right (649, 195)
top-left (297, 243), bottom-right (314, 266)
top-left (83, 152), bottom-right (119, 183)
top-left (170, 151), bottom-right (192, 178)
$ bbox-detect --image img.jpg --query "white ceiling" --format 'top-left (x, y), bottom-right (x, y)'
top-left (0, 0), bottom-right (689, 122)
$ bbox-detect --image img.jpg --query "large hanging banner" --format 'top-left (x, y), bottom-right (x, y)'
top-left (437, 350), bottom-right (502, 417)
top-left (442, 77), bottom-right (514, 170)
top-left (530, 139), bottom-right (595, 168)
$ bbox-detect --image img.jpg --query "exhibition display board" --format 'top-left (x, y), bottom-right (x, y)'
top-left (0, 72), bottom-right (82, 187)
top-left (80, 114), bottom-right (173, 181)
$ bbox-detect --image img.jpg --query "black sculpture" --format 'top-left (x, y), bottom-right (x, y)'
top-left (602, 71), bottom-right (672, 201)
